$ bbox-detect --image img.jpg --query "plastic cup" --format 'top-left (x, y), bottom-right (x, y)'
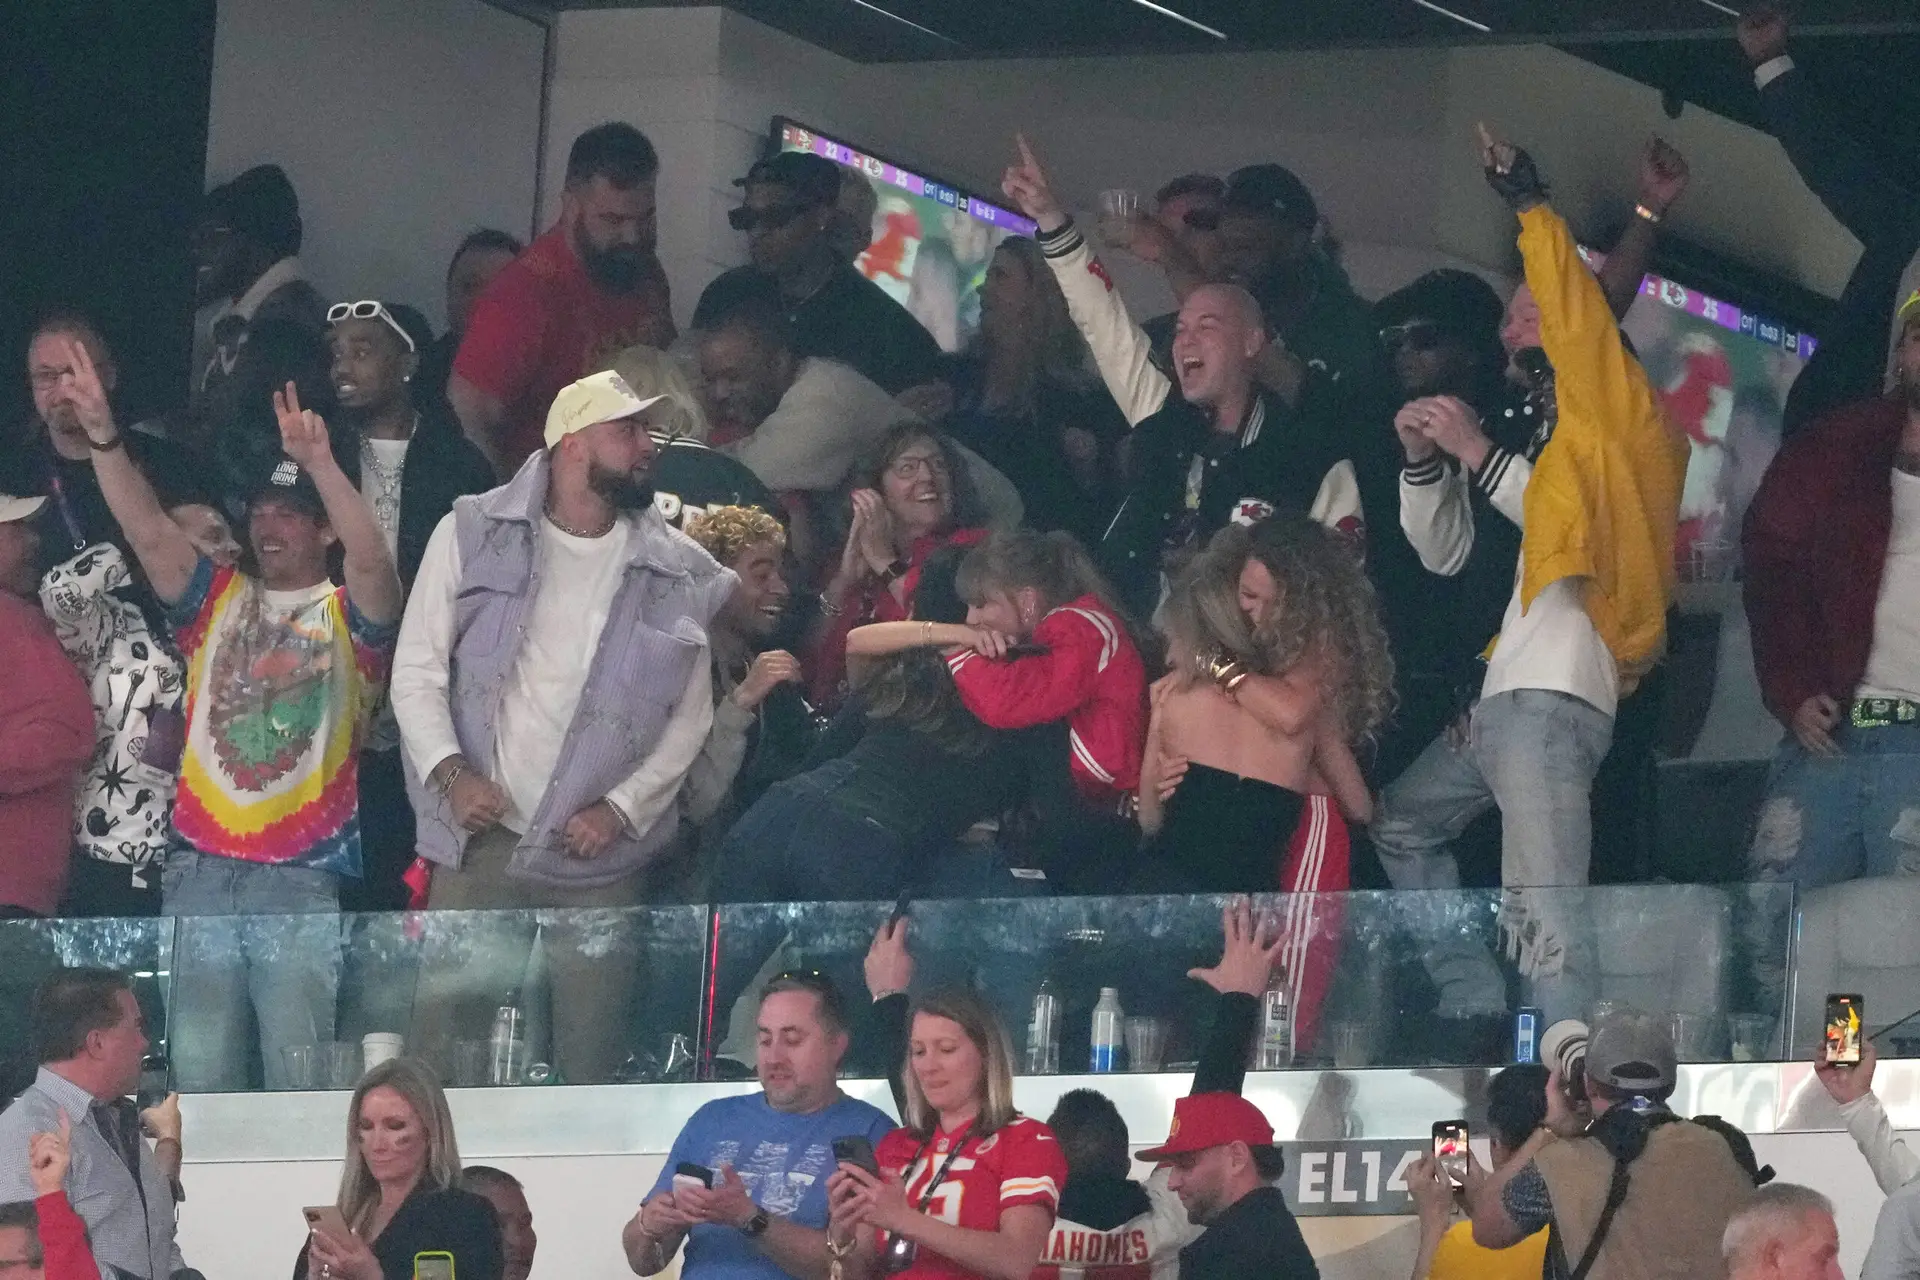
top-left (1727, 1014), bottom-right (1774, 1063)
top-left (362, 1032), bottom-right (405, 1072)
top-left (323, 1041), bottom-right (361, 1090)
top-left (1124, 1017), bottom-right (1167, 1072)
top-left (1329, 1020), bottom-right (1373, 1068)
top-left (1669, 1012), bottom-right (1724, 1063)
top-left (451, 1041), bottom-right (490, 1088)
top-left (1097, 188), bottom-right (1140, 218)
top-left (280, 1044), bottom-right (319, 1091)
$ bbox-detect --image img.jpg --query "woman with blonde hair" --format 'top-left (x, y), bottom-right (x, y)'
top-left (294, 1058), bottom-right (503, 1280)
top-left (826, 988), bottom-right (1065, 1280)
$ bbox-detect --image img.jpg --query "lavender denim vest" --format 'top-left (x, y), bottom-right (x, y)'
top-left (409, 453), bottom-right (736, 888)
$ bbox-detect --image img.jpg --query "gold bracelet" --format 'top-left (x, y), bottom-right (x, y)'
top-left (923, 620), bottom-right (934, 645)
top-left (1634, 202), bottom-right (1664, 225)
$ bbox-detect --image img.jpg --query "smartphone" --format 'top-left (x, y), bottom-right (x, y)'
top-left (673, 1161), bottom-right (716, 1194)
top-left (303, 1206), bottom-right (352, 1239)
top-left (1432, 1120), bottom-right (1469, 1188)
top-left (413, 1252), bottom-right (455, 1280)
top-left (890, 888), bottom-right (913, 927)
top-left (833, 1134), bottom-right (881, 1176)
top-left (1826, 993), bottom-right (1864, 1066)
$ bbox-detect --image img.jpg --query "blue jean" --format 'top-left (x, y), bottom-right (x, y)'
top-left (709, 759), bottom-right (914, 905)
top-left (161, 847), bottom-right (341, 1091)
top-left (1373, 689), bottom-right (1615, 1025)
top-left (1744, 722), bottom-right (1920, 1007)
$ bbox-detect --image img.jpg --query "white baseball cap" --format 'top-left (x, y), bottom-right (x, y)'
top-left (543, 370), bottom-right (667, 449)
top-left (0, 494), bottom-right (49, 525)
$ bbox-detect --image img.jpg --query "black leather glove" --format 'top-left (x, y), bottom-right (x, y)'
top-left (1483, 142), bottom-right (1549, 212)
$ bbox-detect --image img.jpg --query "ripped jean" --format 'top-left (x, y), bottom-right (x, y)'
top-left (1745, 722), bottom-right (1920, 1009)
top-left (1372, 689), bottom-right (1614, 1025)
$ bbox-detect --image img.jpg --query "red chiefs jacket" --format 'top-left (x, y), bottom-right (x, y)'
top-left (948, 594), bottom-right (1147, 801)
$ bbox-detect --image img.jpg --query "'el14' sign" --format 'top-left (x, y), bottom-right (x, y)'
top-left (1280, 1139), bottom-right (1435, 1216)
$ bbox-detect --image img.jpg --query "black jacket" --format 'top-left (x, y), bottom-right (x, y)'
top-left (291, 1186), bottom-right (503, 1280)
top-left (374, 407), bottom-right (497, 589)
top-left (1177, 1185), bottom-right (1317, 1280)
top-left (1099, 389), bottom-right (1352, 618)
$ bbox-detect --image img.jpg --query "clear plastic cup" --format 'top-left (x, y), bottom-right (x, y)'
top-left (1124, 1016), bottom-right (1167, 1072)
top-left (280, 1044), bottom-right (319, 1091)
top-left (1098, 189), bottom-right (1140, 218)
top-left (323, 1042), bottom-right (361, 1090)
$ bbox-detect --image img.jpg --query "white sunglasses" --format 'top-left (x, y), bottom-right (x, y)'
top-left (326, 300), bottom-right (415, 352)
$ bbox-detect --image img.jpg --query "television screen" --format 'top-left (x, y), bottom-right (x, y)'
top-left (1586, 249), bottom-right (1817, 579)
top-left (774, 117), bottom-right (1036, 353)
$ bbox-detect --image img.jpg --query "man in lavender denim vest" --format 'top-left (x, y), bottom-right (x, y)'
top-left (392, 370), bottom-right (737, 1081)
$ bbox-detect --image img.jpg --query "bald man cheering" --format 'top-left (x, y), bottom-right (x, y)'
top-left (393, 369), bottom-right (736, 1084)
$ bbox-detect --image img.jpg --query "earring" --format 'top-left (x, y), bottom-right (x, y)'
top-left (403, 374), bottom-right (412, 383)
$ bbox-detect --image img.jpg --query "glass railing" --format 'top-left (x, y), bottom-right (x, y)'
top-left (5, 876), bottom-right (1910, 1094)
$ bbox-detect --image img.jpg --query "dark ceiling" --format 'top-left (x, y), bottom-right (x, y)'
top-left (535, 0), bottom-right (1920, 201)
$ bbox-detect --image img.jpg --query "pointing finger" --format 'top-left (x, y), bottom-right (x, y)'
top-left (1016, 132), bottom-right (1038, 169)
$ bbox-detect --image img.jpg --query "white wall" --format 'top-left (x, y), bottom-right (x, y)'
top-left (206, 0), bottom-right (548, 331)
top-left (544, 5), bottom-right (1873, 333)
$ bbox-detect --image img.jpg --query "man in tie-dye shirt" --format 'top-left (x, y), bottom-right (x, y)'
top-left (59, 330), bottom-right (402, 1091)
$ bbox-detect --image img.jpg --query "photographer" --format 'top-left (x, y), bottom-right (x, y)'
top-left (1462, 1011), bottom-right (1755, 1280)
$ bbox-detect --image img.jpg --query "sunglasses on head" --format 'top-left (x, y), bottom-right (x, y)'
top-left (1379, 320), bottom-right (1446, 353)
top-left (728, 203), bottom-right (812, 233)
top-left (326, 300), bottom-right (416, 353)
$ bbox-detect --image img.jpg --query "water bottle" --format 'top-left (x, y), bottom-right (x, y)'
top-left (1026, 980), bottom-right (1061, 1075)
top-left (1257, 970), bottom-right (1292, 1070)
top-left (1090, 988), bottom-right (1124, 1073)
top-left (489, 999), bottom-right (526, 1086)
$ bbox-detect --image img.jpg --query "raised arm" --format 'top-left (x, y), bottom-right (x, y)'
top-left (1185, 897), bottom-right (1282, 1095)
top-left (1003, 134), bottom-right (1172, 426)
top-left (272, 382), bottom-right (404, 625)
top-left (1596, 138), bottom-right (1690, 321)
top-left (56, 336), bottom-right (200, 604)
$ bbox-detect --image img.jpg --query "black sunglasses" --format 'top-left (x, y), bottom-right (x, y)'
top-left (728, 203), bottom-right (812, 233)
top-left (1380, 320), bottom-right (1446, 353)
top-left (1181, 208), bottom-right (1222, 232)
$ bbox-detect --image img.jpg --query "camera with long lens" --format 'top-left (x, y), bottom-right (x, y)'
top-left (1540, 1018), bottom-right (1589, 1104)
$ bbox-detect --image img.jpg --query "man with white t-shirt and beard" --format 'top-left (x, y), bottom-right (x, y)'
top-left (393, 369), bottom-right (736, 1085)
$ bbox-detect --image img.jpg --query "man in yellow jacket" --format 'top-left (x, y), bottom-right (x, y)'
top-left (1371, 127), bottom-right (1689, 1031)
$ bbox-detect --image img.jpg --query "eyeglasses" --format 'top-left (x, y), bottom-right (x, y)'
top-left (1379, 320), bottom-right (1445, 353)
top-left (326, 300), bottom-right (416, 353)
top-left (0, 1257), bottom-right (41, 1274)
top-left (1181, 207), bottom-right (1222, 232)
top-left (888, 453), bottom-right (951, 481)
top-left (728, 203), bottom-right (811, 233)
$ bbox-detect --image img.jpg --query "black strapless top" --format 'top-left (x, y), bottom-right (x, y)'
top-left (1140, 762), bottom-right (1306, 893)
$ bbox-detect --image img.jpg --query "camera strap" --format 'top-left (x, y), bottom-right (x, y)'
top-left (1545, 1110), bottom-right (1680, 1280)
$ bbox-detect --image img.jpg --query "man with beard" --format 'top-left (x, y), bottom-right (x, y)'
top-left (450, 123), bottom-right (676, 476)
top-left (393, 370), bottom-right (735, 1084)
top-left (1741, 290), bottom-right (1920, 1005)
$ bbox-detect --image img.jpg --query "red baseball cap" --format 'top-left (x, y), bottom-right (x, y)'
top-left (1137, 1092), bottom-right (1275, 1162)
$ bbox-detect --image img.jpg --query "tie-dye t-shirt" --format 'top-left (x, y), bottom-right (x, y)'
top-left (167, 560), bottom-right (396, 875)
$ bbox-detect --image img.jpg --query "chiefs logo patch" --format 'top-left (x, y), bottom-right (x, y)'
top-left (1230, 498), bottom-right (1275, 527)
top-left (1087, 258), bottom-right (1114, 293)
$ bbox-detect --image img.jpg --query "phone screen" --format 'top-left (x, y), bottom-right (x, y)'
top-left (833, 1135), bottom-right (880, 1175)
top-left (1432, 1120), bottom-right (1469, 1187)
top-left (413, 1253), bottom-right (454, 1280)
top-left (673, 1161), bottom-right (716, 1192)
top-left (1826, 994), bottom-right (1863, 1065)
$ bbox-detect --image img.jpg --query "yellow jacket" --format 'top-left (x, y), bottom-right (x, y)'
top-left (1516, 205), bottom-right (1688, 690)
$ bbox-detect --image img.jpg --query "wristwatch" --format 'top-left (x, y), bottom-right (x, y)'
top-left (742, 1209), bottom-right (771, 1238)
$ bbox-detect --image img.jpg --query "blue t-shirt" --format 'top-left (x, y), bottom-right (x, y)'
top-left (650, 1091), bottom-right (897, 1279)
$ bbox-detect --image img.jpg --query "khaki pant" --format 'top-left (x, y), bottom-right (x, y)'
top-left (410, 825), bottom-right (647, 1084)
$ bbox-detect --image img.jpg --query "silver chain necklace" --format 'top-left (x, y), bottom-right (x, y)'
top-left (359, 415), bottom-right (415, 531)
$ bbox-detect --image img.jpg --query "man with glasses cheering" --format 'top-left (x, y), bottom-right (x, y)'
top-left (625, 972), bottom-right (894, 1280)
top-left (692, 152), bottom-right (945, 400)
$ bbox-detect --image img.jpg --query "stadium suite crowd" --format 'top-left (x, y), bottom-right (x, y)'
top-left (1, 4), bottom-right (1919, 1279)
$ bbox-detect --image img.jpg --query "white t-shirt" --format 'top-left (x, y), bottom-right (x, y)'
top-left (1400, 450), bottom-right (1619, 717)
top-left (1859, 468), bottom-right (1920, 702)
top-left (360, 436), bottom-right (411, 566)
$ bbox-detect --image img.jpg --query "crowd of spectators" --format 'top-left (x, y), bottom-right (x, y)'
top-left (1, 3), bottom-right (1919, 1276)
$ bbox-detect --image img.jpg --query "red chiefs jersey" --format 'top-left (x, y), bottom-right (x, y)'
top-left (1032, 1167), bottom-right (1196, 1279)
top-left (947, 594), bottom-right (1147, 801)
top-left (874, 1115), bottom-right (1067, 1279)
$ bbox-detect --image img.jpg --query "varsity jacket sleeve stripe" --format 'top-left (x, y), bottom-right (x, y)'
top-left (1475, 447), bottom-right (1531, 529)
top-left (1308, 459), bottom-right (1366, 547)
top-left (1399, 459), bottom-right (1474, 577)
top-left (1037, 220), bottom-right (1172, 427)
